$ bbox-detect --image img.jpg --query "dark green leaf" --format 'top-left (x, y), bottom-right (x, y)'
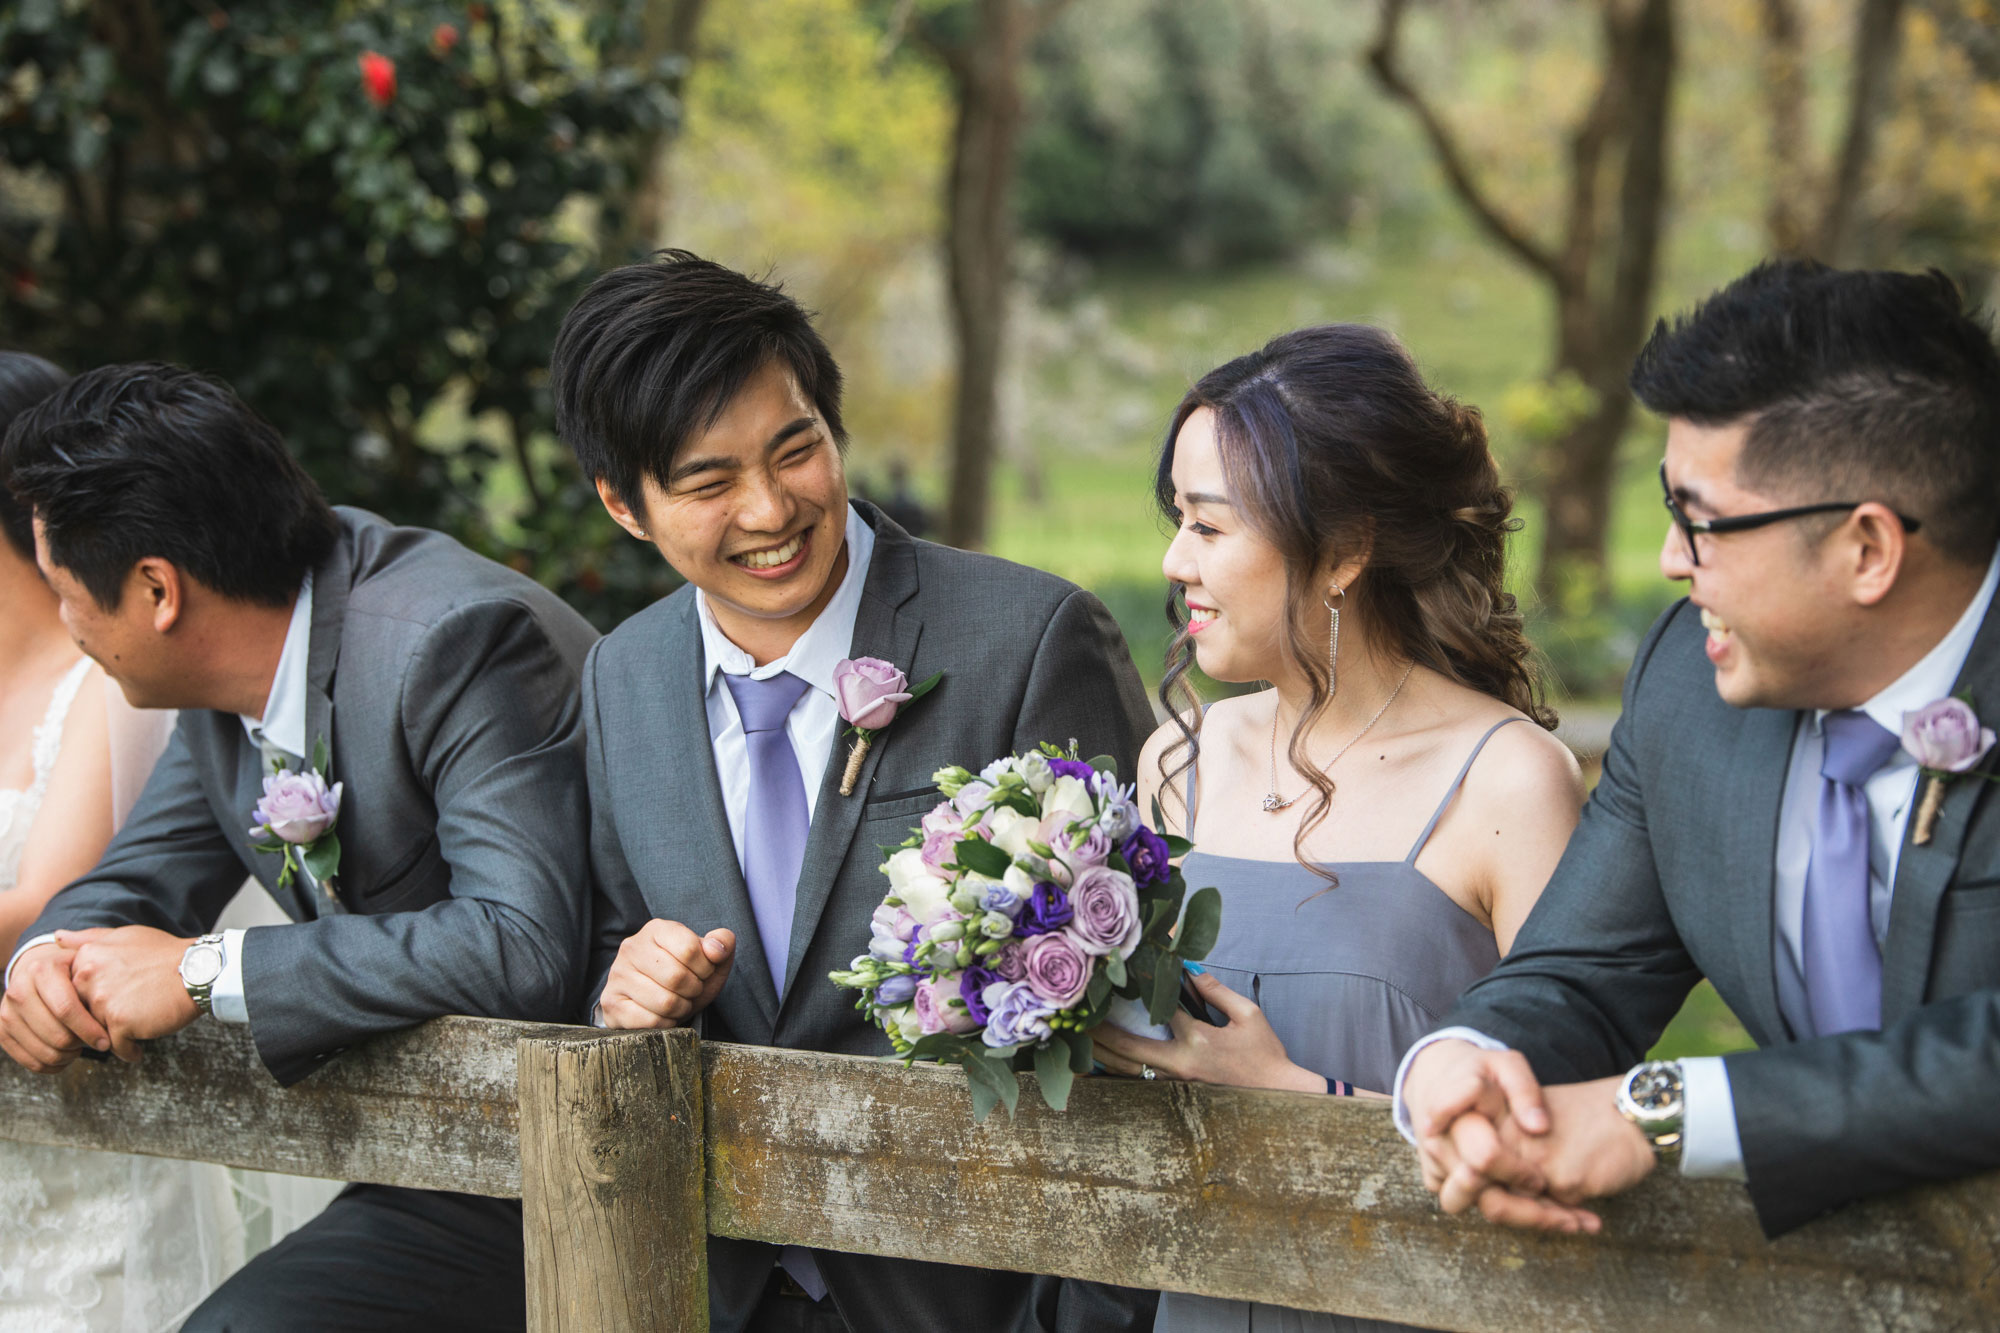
top-left (1034, 1040), bottom-right (1075, 1112)
top-left (1066, 1025), bottom-right (1096, 1075)
top-left (1086, 965), bottom-right (1112, 1009)
top-left (953, 838), bottom-right (1013, 879)
top-left (1148, 950), bottom-right (1182, 1026)
top-left (300, 832), bottom-right (342, 885)
top-left (312, 735), bottom-right (330, 774)
top-left (905, 671), bottom-right (943, 702)
top-left (1087, 754), bottom-right (1118, 776)
top-left (1104, 952), bottom-right (1126, 988)
top-left (1176, 886), bottom-right (1222, 961)
top-left (966, 1058), bottom-right (1002, 1123)
top-left (1161, 835), bottom-right (1194, 858)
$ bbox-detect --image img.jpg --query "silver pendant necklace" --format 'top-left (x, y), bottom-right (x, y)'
top-left (1263, 662), bottom-right (1416, 813)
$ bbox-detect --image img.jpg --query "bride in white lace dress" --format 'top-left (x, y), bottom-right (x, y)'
top-left (0, 352), bottom-right (330, 1331)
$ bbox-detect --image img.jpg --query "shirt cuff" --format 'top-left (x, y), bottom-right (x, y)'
top-left (1676, 1055), bottom-right (1746, 1180)
top-left (1392, 1026), bottom-right (1511, 1145)
top-left (4, 934), bottom-right (59, 991)
top-left (210, 928), bottom-right (250, 1024)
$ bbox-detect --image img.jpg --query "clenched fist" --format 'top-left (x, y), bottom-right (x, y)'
top-left (598, 920), bottom-right (736, 1029)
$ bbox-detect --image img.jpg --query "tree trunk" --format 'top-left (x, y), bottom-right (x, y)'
top-left (603, 0), bottom-right (710, 261)
top-left (1758, 0), bottom-right (1811, 256)
top-left (1817, 0), bottom-right (1908, 263)
top-left (936, 0), bottom-right (1032, 551)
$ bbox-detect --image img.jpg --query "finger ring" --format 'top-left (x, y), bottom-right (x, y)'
top-left (1141, 1064), bottom-right (1157, 1081)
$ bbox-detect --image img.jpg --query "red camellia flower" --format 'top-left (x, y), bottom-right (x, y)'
top-left (431, 23), bottom-right (459, 56)
top-left (358, 51), bottom-right (396, 107)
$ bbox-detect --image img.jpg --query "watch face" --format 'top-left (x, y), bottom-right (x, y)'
top-left (182, 945), bottom-right (224, 988)
top-left (1630, 1064), bottom-right (1684, 1115)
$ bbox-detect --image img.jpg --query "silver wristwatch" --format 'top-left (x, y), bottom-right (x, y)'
top-left (179, 934), bottom-right (226, 1016)
top-left (1615, 1059), bottom-right (1685, 1163)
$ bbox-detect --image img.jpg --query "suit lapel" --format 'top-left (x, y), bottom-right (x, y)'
top-left (652, 595), bottom-right (782, 1032)
top-left (1721, 706), bottom-right (1800, 1043)
top-left (778, 516), bottom-right (923, 1008)
top-left (1881, 591), bottom-right (2000, 1022)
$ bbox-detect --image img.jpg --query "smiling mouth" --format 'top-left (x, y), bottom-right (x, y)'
top-left (732, 531), bottom-right (807, 572)
top-left (1700, 606), bottom-right (1733, 642)
top-left (1188, 606), bottom-right (1218, 633)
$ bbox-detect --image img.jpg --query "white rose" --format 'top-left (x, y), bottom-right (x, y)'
top-left (893, 1005), bottom-right (926, 1045)
top-left (1002, 863), bottom-right (1038, 900)
top-left (1044, 774), bottom-right (1096, 822)
top-left (979, 757), bottom-right (1018, 785)
top-left (884, 847), bottom-right (954, 925)
top-left (1018, 751), bottom-right (1054, 794)
top-left (986, 806), bottom-right (1041, 859)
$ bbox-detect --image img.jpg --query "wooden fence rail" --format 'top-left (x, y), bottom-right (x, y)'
top-left (2, 1017), bottom-right (1997, 1332)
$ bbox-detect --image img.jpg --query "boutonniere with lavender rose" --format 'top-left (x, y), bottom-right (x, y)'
top-left (834, 657), bottom-right (942, 796)
top-left (1902, 696), bottom-right (1999, 846)
top-left (248, 736), bottom-right (343, 890)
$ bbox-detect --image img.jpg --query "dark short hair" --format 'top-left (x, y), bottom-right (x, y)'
top-left (1630, 260), bottom-right (2000, 564)
top-left (0, 362), bottom-right (339, 609)
top-left (550, 250), bottom-right (847, 511)
top-left (0, 351), bottom-right (71, 559)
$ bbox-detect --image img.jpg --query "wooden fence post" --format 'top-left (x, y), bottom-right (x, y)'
top-left (519, 1027), bottom-right (708, 1332)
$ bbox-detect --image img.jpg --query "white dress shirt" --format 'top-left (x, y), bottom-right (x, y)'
top-left (4, 575), bottom-right (313, 1022)
top-left (1394, 546), bottom-right (2000, 1180)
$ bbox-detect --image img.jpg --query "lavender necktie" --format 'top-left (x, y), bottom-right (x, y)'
top-left (1801, 709), bottom-right (1903, 1036)
top-left (723, 671), bottom-right (828, 1302)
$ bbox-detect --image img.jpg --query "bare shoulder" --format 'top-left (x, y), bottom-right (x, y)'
top-left (1454, 714), bottom-right (1585, 828)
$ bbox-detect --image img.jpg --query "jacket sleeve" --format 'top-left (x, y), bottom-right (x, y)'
top-left (1438, 601), bottom-right (1704, 1082)
top-left (1011, 588), bottom-right (1156, 777)
top-left (238, 600), bottom-right (592, 1084)
top-left (581, 639), bottom-right (649, 1018)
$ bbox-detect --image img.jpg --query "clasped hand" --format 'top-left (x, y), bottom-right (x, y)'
top-left (0, 926), bottom-right (199, 1070)
top-left (1401, 1039), bottom-right (1657, 1232)
top-left (598, 920), bottom-right (735, 1029)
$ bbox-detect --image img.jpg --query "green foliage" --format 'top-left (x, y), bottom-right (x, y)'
top-left (0, 0), bottom-right (679, 627)
top-left (1019, 0), bottom-right (1370, 264)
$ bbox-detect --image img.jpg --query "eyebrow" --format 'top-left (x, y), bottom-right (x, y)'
top-left (666, 416), bottom-right (820, 487)
top-left (1180, 491), bottom-right (1233, 508)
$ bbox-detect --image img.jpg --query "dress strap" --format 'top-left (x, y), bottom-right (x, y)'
top-left (29, 657), bottom-right (92, 790)
top-left (1405, 716), bottom-right (1531, 864)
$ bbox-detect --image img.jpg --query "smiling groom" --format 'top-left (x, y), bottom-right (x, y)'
top-left (553, 252), bottom-right (1158, 1333)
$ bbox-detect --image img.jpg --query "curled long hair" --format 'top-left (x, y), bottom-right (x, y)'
top-left (1154, 324), bottom-right (1555, 876)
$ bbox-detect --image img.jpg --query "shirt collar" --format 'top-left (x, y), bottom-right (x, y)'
top-left (696, 504), bottom-right (877, 701)
top-left (1816, 543), bottom-right (2000, 744)
top-left (239, 569), bottom-right (314, 762)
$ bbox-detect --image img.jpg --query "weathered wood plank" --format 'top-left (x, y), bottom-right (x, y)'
top-left (0, 1015), bottom-right (563, 1196)
top-left (699, 1044), bottom-right (2000, 1333)
top-left (521, 1028), bottom-right (708, 1333)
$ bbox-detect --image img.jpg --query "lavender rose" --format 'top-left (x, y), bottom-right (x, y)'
top-left (982, 981), bottom-right (1057, 1048)
top-left (1903, 698), bottom-right (1996, 773)
top-left (992, 940), bottom-right (1029, 982)
top-left (1067, 866), bottom-right (1142, 958)
top-left (833, 657), bottom-right (914, 731)
top-left (914, 976), bottom-right (979, 1035)
top-left (959, 965), bottom-right (1002, 1024)
top-left (1050, 824), bottom-right (1112, 885)
top-left (248, 771), bottom-right (342, 845)
top-left (1016, 881), bottom-right (1074, 936)
top-left (1022, 931), bottom-right (1092, 1007)
top-left (1121, 827), bottom-right (1171, 889)
top-left (874, 974), bottom-right (917, 1006)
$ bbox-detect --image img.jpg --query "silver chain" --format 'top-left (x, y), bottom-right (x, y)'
top-left (1262, 662), bottom-right (1417, 813)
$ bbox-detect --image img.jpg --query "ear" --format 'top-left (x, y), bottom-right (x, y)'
top-left (594, 477), bottom-right (652, 542)
top-left (1845, 502), bottom-right (1907, 608)
top-left (1321, 533), bottom-right (1375, 598)
top-left (132, 557), bottom-right (185, 633)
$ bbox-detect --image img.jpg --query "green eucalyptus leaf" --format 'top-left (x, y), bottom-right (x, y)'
top-left (966, 1059), bottom-right (1002, 1123)
top-left (300, 832), bottom-right (342, 885)
top-left (1104, 952), bottom-right (1126, 988)
top-left (1148, 950), bottom-right (1183, 1026)
top-left (1087, 754), bottom-right (1119, 776)
top-left (953, 838), bottom-right (1013, 879)
top-left (1034, 1040), bottom-right (1075, 1112)
top-left (1176, 886), bottom-right (1222, 961)
top-left (1086, 965), bottom-right (1112, 1009)
top-left (1066, 1025), bottom-right (1096, 1075)
top-left (1161, 834), bottom-right (1194, 858)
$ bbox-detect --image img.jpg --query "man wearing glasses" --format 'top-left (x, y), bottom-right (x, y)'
top-left (1396, 260), bottom-right (2000, 1238)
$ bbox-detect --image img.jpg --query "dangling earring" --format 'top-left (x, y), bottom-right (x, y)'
top-left (1323, 584), bottom-right (1343, 697)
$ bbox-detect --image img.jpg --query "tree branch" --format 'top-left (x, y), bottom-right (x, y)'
top-left (1365, 0), bottom-right (1561, 283)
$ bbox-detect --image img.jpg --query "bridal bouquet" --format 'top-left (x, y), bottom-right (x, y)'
top-left (830, 744), bottom-right (1219, 1120)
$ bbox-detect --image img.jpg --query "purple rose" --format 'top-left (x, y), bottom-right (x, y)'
top-left (921, 802), bottom-right (962, 839)
top-left (959, 965), bottom-right (1001, 1024)
top-left (1120, 827), bottom-right (1171, 889)
top-left (248, 770), bottom-right (342, 845)
top-left (872, 903), bottom-right (917, 942)
top-left (914, 976), bottom-right (978, 1035)
top-left (919, 826), bottom-right (958, 875)
top-left (1049, 824), bottom-right (1112, 885)
top-left (1047, 758), bottom-right (1098, 783)
top-left (1902, 698), bottom-right (1996, 774)
top-left (1017, 881), bottom-right (1074, 936)
top-left (992, 940), bottom-right (1028, 982)
top-left (982, 980), bottom-right (1056, 1048)
top-left (1068, 867), bottom-right (1142, 958)
top-left (951, 781), bottom-right (996, 818)
top-left (874, 974), bottom-right (917, 1006)
top-left (1022, 931), bottom-right (1092, 1007)
top-left (833, 657), bottom-right (914, 731)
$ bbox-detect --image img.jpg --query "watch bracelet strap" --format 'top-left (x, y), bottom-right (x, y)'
top-left (183, 934), bottom-right (224, 1016)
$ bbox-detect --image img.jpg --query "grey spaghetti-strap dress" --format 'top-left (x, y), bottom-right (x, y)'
top-left (1157, 718), bottom-right (1523, 1333)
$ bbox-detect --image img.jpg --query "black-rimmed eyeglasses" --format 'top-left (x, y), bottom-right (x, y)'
top-left (1657, 462), bottom-right (1922, 566)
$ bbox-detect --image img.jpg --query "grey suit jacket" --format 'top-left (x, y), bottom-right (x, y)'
top-left (582, 503), bottom-right (1155, 1329)
top-left (1444, 594), bottom-right (2000, 1235)
top-left (27, 508), bottom-right (599, 1085)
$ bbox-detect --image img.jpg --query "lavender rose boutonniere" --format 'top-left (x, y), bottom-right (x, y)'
top-left (833, 657), bottom-right (943, 796)
top-left (1902, 697), bottom-right (1999, 846)
top-left (247, 737), bottom-right (343, 893)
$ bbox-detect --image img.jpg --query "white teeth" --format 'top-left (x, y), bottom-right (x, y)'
top-left (738, 535), bottom-right (804, 569)
top-left (1700, 608), bottom-right (1731, 635)
top-left (1188, 607), bottom-right (1218, 626)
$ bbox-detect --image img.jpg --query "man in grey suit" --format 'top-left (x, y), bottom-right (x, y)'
top-left (553, 251), bottom-right (1159, 1333)
top-left (1397, 261), bottom-right (2000, 1238)
top-left (0, 364), bottom-right (598, 1329)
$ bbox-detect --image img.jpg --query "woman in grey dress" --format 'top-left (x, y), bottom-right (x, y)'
top-left (1092, 325), bottom-right (1586, 1332)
